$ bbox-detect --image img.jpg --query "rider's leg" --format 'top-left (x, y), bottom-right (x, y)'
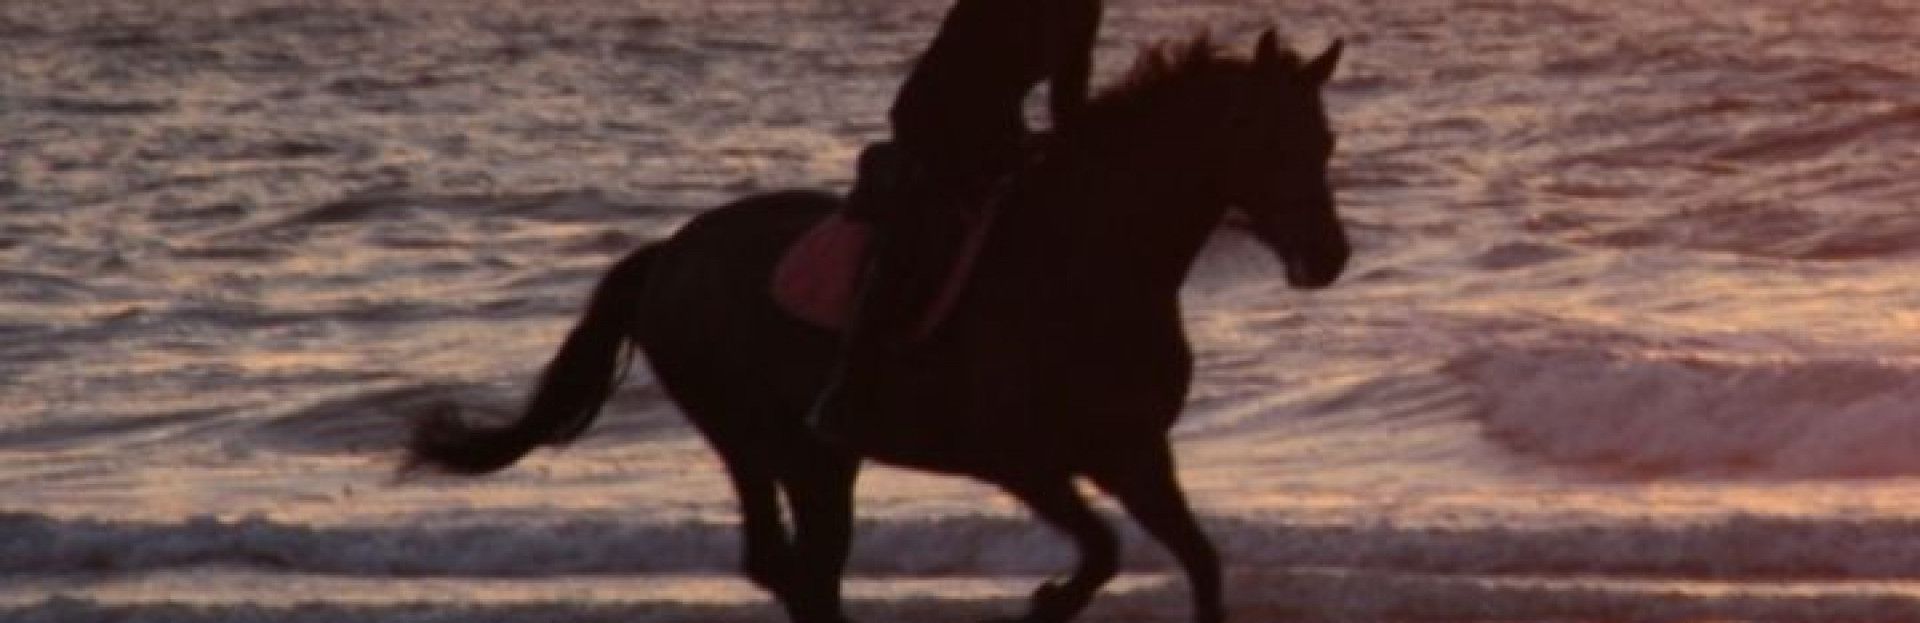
top-left (810, 144), bottom-right (916, 447)
top-left (810, 141), bottom-right (1014, 453)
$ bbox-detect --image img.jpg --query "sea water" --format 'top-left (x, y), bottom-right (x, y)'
top-left (3, 0), bottom-right (1918, 620)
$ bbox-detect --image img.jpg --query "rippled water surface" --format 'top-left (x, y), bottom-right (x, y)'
top-left (3, 0), bottom-right (1919, 620)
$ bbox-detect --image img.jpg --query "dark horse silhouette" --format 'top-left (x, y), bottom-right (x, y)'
top-left (408, 31), bottom-right (1346, 623)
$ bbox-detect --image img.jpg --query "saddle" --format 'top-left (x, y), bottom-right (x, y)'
top-left (771, 212), bottom-right (872, 331)
top-left (771, 197), bottom-right (999, 341)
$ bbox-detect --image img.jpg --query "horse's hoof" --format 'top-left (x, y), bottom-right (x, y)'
top-left (978, 581), bottom-right (1074, 623)
top-left (980, 616), bottom-right (1045, 623)
top-left (804, 615), bottom-right (858, 623)
top-left (1040, 581), bottom-right (1075, 606)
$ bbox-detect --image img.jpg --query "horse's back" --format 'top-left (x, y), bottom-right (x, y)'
top-left (642, 187), bottom-right (842, 346)
top-left (635, 189), bottom-right (843, 434)
top-left (670, 189), bottom-right (841, 254)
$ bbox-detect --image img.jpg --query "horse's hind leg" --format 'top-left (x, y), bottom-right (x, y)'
top-left (1088, 440), bottom-right (1223, 623)
top-left (715, 449), bottom-right (802, 610)
top-left (995, 474), bottom-right (1119, 623)
top-left (783, 447), bottom-right (862, 623)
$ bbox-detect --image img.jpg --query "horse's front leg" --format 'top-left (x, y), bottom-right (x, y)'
top-left (1090, 438), bottom-right (1223, 623)
top-left (992, 473), bottom-right (1119, 623)
top-left (783, 445), bottom-right (864, 623)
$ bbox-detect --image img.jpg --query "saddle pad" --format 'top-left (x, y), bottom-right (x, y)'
top-left (772, 213), bottom-right (872, 330)
top-left (771, 208), bottom-right (999, 340)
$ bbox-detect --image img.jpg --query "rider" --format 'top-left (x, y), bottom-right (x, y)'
top-left (811, 0), bottom-right (1105, 450)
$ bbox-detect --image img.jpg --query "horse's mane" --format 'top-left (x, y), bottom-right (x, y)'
top-left (1067, 33), bottom-right (1299, 139)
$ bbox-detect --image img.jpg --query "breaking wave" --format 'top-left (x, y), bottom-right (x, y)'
top-left (13, 510), bottom-right (1920, 579)
top-left (1455, 346), bottom-right (1920, 478)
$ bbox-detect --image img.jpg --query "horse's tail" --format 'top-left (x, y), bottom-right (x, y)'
top-left (406, 244), bottom-right (660, 475)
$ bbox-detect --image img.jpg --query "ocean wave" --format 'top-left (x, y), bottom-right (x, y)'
top-left (1639, 200), bottom-right (1920, 261)
top-left (0, 269), bottom-right (96, 303)
top-left (16, 567), bottom-right (1920, 623)
top-left (0, 597), bottom-right (790, 623)
top-left (244, 190), bottom-right (675, 235)
top-left (12, 511), bottom-right (1920, 580)
top-left (221, 4), bottom-right (392, 35)
top-left (243, 384), bottom-right (485, 456)
top-left (1454, 346), bottom-right (1920, 477)
top-left (13, 571), bottom-right (1920, 623)
top-left (32, 95), bottom-right (174, 116)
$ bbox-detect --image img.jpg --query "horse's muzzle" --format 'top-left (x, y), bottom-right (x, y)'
top-left (1282, 242), bottom-right (1348, 289)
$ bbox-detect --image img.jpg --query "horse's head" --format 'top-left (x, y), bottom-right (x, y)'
top-left (1217, 31), bottom-right (1349, 289)
top-left (1060, 32), bottom-right (1350, 290)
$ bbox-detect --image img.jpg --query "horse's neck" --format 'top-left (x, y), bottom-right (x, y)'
top-left (997, 141), bottom-right (1226, 308)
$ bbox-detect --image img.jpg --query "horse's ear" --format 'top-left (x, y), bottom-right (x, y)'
top-left (1253, 28), bottom-right (1282, 70)
top-left (1305, 39), bottom-right (1344, 86)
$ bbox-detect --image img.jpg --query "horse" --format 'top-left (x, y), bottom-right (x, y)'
top-left (406, 30), bottom-right (1347, 623)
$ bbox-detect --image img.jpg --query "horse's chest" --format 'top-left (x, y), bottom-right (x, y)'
top-left (954, 315), bottom-right (1192, 409)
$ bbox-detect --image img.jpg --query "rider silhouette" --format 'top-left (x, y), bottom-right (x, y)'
top-left (812, 0), bottom-right (1105, 450)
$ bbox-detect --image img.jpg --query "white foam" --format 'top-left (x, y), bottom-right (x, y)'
top-left (14, 511), bottom-right (1920, 580)
top-left (13, 569), bottom-right (1920, 623)
top-left (1455, 346), bottom-right (1920, 478)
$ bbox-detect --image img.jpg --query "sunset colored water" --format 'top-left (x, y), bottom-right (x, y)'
top-left (4, 0), bottom-right (1918, 620)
